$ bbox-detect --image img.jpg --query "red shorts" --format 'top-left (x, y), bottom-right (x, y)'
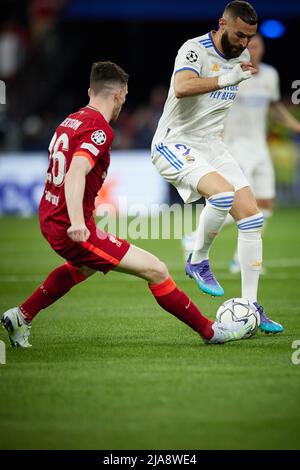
top-left (41, 219), bottom-right (130, 274)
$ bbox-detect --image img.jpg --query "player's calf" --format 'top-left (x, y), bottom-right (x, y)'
top-left (191, 191), bottom-right (235, 262)
top-left (19, 262), bottom-right (88, 323)
top-left (187, 190), bottom-right (235, 296)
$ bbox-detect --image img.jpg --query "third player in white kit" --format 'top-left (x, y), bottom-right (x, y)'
top-left (224, 34), bottom-right (300, 274)
top-left (151, 1), bottom-right (284, 333)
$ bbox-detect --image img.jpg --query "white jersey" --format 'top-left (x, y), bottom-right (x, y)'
top-left (152, 31), bottom-right (250, 149)
top-left (224, 63), bottom-right (280, 146)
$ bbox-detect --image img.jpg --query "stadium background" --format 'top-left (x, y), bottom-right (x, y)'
top-left (0, 0), bottom-right (300, 452)
top-left (0, 0), bottom-right (300, 213)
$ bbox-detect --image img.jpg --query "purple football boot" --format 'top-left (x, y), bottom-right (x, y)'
top-left (254, 302), bottom-right (284, 334)
top-left (185, 255), bottom-right (224, 297)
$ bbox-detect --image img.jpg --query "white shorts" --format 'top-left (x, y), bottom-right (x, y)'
top-left (227, 139), bottom-right (275, 200)
top-left (151, 136), bottom-right (249, 203)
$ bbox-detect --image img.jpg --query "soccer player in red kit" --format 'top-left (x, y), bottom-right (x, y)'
top-left (1, 61), bottom-right (251, 347)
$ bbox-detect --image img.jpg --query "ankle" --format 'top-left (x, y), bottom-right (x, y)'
top-left (201, 319), bottom-right (214, 339)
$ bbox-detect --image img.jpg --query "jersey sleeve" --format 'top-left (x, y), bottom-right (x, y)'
top-left (73, 121), bottom-right (113, 168)
top-left (174, 41), bottom-right (206, 77)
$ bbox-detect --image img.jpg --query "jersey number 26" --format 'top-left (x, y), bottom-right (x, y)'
top-left (48, 132), bottom-right (69, 187)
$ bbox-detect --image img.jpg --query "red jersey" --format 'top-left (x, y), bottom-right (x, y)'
top-left (39, 105), bottom-right (114, 236)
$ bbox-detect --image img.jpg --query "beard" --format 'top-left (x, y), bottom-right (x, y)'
top-left (221, 31), bottom-right (245, 59)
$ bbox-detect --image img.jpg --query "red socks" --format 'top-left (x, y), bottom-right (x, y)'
top-left (149, 277), bottom-right (214, 339)
top-left (19, 266), bottom-right (212, 341)
top-left (20, 263), bottom-right (86, 322)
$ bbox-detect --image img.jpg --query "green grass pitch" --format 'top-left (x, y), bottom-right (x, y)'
top-left (0, 208), bottom-right (300, 450)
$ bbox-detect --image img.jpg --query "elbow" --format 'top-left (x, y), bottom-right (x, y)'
top-left (175, 90), bottom-right (184, 99)
top-left (174, 81), bottom-right (187, 98)
top-left (174, 86), bottom-right (185, 99)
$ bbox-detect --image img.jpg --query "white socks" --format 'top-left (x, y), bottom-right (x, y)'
top-left (232, 209), bottom-right (272, 266)
top-left (191, 192), bottom-right (234, 264)
top-left (237, 213), bottom-right (264, 303)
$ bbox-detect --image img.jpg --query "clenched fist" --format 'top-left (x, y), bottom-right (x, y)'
top-left (218, 62), bottom-right (257, 88)
top-left (67, 224), bottom-right (90, 242)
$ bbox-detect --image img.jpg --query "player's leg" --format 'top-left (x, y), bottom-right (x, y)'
top-left (230, 154), bottom-right (275, 274)
top-left (1, 264), bottom-right (95, 347)
top-left (115, 244), bottom-right (252, 344)
top-left (153, 141), bottom-right (236, 296)
top-left (153, 141), bottom-right (237, 296)
top-left (230, 187), bottom-right (283, 333)
top-left (250, 158), bottom-right (279, 333)
top-left (184, 171), bottom-right (235, 296)
top-left (230, 185), bottom-right (263, 303)
top-left (181, 198), bottom-right (205, 262)
top-left (224, 144), bottom-right (257, 274)
top-left (1, 220), bottom-right (134, 347)
top-left (20, 264), bottom-right (95, 321)
top-left (229, 202), bottom-right (272, 275)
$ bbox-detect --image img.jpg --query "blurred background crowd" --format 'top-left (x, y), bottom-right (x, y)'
top-left (1, 0), bottom-right (171, 151)
top-left (0, 0), bottom-right (300, 205)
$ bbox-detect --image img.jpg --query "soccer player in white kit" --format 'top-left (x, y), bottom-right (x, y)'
top-left (224, 34), bottom-right (300, 279)
top-left (151, 1), bottom-right (284, 333)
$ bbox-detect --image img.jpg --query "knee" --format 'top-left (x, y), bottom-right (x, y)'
top-left (143, 257), bottom-right (169, 284)
top-left (245, 207), bottom-right (260, 218)
top-left (213, 182), bottom-right (235, 194)
top-left (204, 183), bottom-right (235, 197)
top-left (197, 173), bottom-right (235, 198)
top-left (233, 201), bottom-right (260, 221)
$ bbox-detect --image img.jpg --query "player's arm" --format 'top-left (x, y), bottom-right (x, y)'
top-left (65, 156), bottom-right (92, 242)
top-left (174, 62), bottom-right (256, 98)
top-left (270, 102), bottom-right (300, 133)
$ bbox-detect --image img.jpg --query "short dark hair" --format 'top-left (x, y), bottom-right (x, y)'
top-left (90, 61), bottom-right (129, 94)
top-left (224, 1), bottom-right (258, 25)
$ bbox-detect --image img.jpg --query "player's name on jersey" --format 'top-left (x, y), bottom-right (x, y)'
top-left (60, 117), bottom-right (83, 131)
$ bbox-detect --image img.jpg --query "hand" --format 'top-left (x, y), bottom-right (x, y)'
top-left (240, 61), bottom-right (257, 75)
top-left (67, 224), bottom-right (90, 242)
top-left (218, 62), bottom-right (257, 88)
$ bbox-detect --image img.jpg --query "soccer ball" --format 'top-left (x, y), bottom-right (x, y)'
top-left (216, 298), bottom-right (260, 338)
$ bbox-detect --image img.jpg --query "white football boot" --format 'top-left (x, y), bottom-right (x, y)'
top-left (203, 318), bottom-right (253, 344)
top-left (1, 307), bottom-right (32, 348)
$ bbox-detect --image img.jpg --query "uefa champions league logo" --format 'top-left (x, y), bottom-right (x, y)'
top-left (186, 50), bottom-right (198, 63)
top-left (91, 129), bottom-right (106, 145)
top-left (0, 340), bottom-right (6, 365)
